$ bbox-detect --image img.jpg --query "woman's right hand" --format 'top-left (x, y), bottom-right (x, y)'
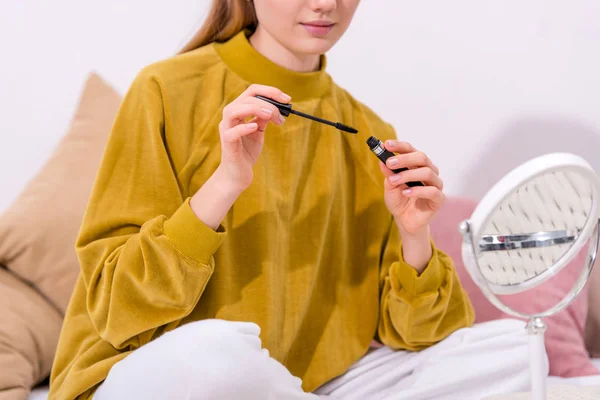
top-left (217, 84), bottom-right (290, 191)
top-left (190, 85), bottom-right (290, 230)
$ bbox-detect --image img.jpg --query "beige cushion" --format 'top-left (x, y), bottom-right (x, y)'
top-left (586, 261), bottom-right (600, 357)
top-left (0, 73), bottom-right (122, 314)
top-left (0, 267), bottom-right (62, 400)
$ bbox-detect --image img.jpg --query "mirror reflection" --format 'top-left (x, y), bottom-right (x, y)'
top-left (477, 170), bottom-right (593, 286)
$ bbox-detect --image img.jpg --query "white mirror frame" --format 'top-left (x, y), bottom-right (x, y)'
top-left (460, 153), bottom-right (600, 298)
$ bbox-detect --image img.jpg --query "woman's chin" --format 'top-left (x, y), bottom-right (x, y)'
top-left (293, 37), bottom-right (338, 57)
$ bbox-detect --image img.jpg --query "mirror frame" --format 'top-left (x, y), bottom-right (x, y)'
top-left (460, 153), bottom-right (600, 297)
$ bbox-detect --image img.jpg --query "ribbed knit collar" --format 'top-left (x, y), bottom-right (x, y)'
top-left (214, 30), bottom-right (330, 101)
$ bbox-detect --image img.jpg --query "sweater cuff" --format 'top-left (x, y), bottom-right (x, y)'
top-left (389, 240), bottom-right (444, 298)
top-left (163, 198), bottom-right (226, 265)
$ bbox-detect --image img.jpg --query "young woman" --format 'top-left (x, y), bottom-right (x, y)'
top-left (50, 1), bottom-right (532, 399)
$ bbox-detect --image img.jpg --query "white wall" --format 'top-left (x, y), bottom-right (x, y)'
top-left (1, 0), bottom-right (600, 214)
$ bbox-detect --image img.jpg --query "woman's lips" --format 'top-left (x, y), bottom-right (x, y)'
top-left (301, 22), bottom-right (335, 36)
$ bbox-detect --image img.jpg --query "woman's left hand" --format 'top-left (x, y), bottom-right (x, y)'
top-left (379, 140), bottom-right (446, 237)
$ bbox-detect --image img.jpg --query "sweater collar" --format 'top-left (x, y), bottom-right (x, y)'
top-left (214, 31), bottom-right (330, 102)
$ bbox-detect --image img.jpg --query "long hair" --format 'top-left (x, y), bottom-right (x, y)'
top-left (178, 0), bottom-right (258, 54)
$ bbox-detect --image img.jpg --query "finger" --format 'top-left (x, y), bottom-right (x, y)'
top-left (384, 140), bottom-right (415, 155)
top-left (386, 167), bottom-right (443, 190)
top-left (385, 151), bottom-right (439, 175)
top-left (222, 103), bottom-right (282, 130)
top-left (378, 161), bottom-right (395, 177)
top-left (242, 96), bottom-right (286, 126)
top-left (380, 162), bottom-right (409, 192)
top-left (383, 140), bottom-right (441, 175)
top-left (239, 84), bottom-right (291, 104)
top-left (243, 117), bottom-right (265, 143)
top-left (401, 186), bottom-right (446, 207)
top-left (222, 122), bottom-right (260, 144)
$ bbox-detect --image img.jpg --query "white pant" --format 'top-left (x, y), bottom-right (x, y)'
top-left (94, 318), bottom-right (539, 400)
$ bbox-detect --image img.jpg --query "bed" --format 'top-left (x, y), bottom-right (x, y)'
top-left (26, 360), bottom-right (600, 399)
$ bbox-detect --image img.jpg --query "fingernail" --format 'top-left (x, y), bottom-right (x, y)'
top-left (386, 140), bottom-right (396, 147)
top-left (387, 157), bottom-right (398, 167)
top-left (403, 189), bottom-right (412, 195)
top-left (262, 108), bottom-right (272, 115)
top-left (279, 115), bottom-right (286, 124)
top-left (247, 122), bottom-right (258, 130)
top-left (390, 174), bottom-right (403, 184)
top-left (281, 93), bottom-right (291, 102)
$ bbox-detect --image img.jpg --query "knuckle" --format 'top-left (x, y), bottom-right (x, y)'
top-left (223, 128), bottom-right (234, 140)
top-left (402, 142), bottom-right (414, 152)
top-left (244, 103), bottom-right (255, 114)
top-left (227, 131), bottom-right (240, 143)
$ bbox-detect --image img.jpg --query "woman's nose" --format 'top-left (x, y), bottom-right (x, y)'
top-left (310, 0), bottom-right (338, 13)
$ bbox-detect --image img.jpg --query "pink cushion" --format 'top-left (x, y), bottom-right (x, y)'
top-left (430, 196), bottom-right (598, 377)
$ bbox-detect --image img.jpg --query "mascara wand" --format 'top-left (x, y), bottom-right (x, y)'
top-left (255, 95), bottom-right (358, 134)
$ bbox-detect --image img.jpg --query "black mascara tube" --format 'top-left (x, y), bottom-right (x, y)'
top-left (366, 136), bottom-right (424, 187)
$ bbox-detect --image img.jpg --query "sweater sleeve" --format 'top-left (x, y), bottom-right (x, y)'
top-left (76, 68), bottom-right (225, 350)
top-left (377, 218), bottom-right (476, 350)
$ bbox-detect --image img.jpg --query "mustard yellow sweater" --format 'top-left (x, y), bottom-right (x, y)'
top-left (49, 31), bottom-right (475, 399)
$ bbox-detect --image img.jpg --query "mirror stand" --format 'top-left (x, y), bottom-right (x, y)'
top-left (526, 317), bottom-right (547, 400)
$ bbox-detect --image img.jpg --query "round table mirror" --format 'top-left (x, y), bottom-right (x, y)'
top-left (459, 153), bottom-right (600, 400)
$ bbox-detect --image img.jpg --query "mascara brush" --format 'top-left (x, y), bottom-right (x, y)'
top-left (255, 95), bottom-right (358, 134)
